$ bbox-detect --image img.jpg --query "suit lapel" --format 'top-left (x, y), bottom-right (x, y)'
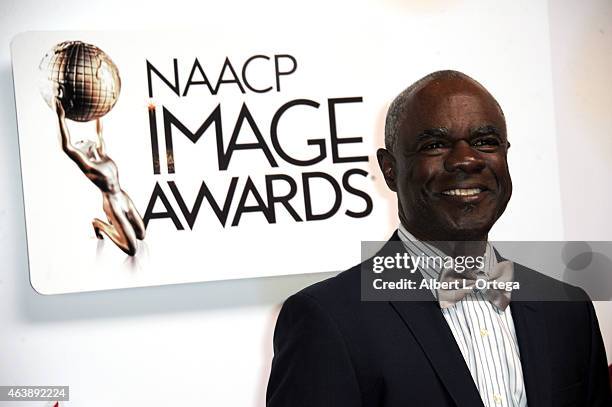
top-left (383, 236), bottom-right (553, 406)
top-left (385, 238), bottom-right (555, 406)
top-left (510, 265), bottom-right (552, 407)
top-left (390, 300), bottom-right (485, 407)
top-left (381, 231), bottom-right (483, 406)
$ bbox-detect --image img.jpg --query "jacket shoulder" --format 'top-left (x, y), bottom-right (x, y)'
top-left (298, 262), bottom-right (363, 307)
top-left (513, 261), bottom-right (590, 302)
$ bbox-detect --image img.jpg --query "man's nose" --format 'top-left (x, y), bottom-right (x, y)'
top-left (443, 140), bottom-right (486, 173)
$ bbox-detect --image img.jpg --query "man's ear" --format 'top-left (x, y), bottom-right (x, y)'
top-left (376, 148), bottom-right (397, 192)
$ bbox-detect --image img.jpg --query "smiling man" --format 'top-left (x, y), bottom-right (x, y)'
top-left (266, 71), bottom-right (611, 407)
top-left (380, 70), bottom-right (511, 243)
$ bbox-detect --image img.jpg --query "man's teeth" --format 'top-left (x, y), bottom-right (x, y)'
top-left (442, 188), bottom-right (483, 196)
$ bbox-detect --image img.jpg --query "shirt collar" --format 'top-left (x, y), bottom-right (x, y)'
top-left (396, 223), bottom-right (497, 280)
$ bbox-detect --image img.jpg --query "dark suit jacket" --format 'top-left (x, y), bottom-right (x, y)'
top-left (266, 232), bottom-right (612, 407)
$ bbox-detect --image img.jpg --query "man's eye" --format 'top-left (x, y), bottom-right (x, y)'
top-left (421, 141), bottom-right (445, 151)
top-left (472, 137), bottom-right (500, 148)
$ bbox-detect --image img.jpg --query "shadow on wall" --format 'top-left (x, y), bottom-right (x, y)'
top-left (18, 265), bottom-right (336, 322)
top-left (562, 242), bottom-right (612, 301)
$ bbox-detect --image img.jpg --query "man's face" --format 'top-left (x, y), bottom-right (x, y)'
top-left (380, 78), bottom-right (512, 241)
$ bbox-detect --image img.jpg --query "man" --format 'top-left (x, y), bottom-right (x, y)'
top-left (266, 71), bottom-right (611, 406)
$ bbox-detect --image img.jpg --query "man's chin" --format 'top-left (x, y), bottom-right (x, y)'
top-left (440, 216), bottom-right (495, 241)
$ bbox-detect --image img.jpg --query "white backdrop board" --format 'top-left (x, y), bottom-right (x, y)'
top-left (11, 22), bottom-right (562, 295)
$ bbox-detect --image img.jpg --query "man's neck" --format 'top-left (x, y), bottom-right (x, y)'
top-left (399, 223), bottom-right (488, 258)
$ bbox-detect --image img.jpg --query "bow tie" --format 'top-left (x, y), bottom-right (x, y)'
top-left (437, 260), bottom-right (515, 311)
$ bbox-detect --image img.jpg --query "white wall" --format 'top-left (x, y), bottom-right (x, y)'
top-left (0, 1), bottom-right (610, 406)
top-left (548, 0), bottom-right (612, 363)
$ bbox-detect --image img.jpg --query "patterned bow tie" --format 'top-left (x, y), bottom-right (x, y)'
top-left (437, 260), bottom-right (515, 311)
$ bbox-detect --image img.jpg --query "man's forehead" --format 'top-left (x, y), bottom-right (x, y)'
top-left (383, 71), bottom-right (506, 153)
top-left (402, 79), bottom-right (503, 126)
top-left (407, 77), bottom-right (493, 109)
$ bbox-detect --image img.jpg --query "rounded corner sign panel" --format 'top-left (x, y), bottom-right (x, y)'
top-left (10, 22), bottom-right (560, 294)
top-left (11, 31), bottom-right (396, 294)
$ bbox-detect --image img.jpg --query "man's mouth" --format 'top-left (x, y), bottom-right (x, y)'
top-left (441, 188), bottom-right (484, 197)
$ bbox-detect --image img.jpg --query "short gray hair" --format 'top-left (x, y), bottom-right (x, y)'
top-left (383, 70), bottom-right (502, 153)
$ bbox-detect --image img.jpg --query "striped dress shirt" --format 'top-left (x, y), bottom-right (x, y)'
top-left (397, 224), bottom-right (527, 407)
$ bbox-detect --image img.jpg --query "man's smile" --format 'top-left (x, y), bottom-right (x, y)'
top-left (436, 184), bottom-right (492, 203)
top-left (441, 187), bottom-right (485, 196)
